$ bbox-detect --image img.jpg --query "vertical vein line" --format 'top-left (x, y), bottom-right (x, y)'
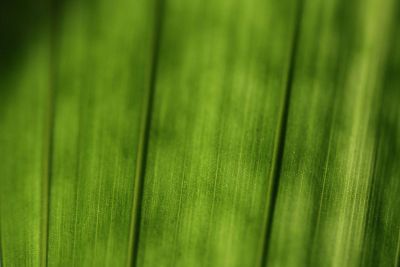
top-left (127, 0), bottom-right (165, 266)
top-left (42, 0), bottom-right (58, 265)
top-left (259, 0), bottom-right (304, 266)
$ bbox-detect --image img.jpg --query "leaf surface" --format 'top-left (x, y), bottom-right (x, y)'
top-left (47, 0), bottom-right (155, 265)
top-left (0, 1), bottom-right (51, 265)
top-left (135, 0), bottom-right (299, 266)
top-left (266, 0), bottom-right (400, 266)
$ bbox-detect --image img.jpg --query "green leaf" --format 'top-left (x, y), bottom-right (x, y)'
top-left (135, 0), bottom-right (299, 266)
top-left (0, 1), bottom-right (51, 265)
top-left (266, 0), bottom-right (400, 266)
top-left (46, 0), bottom-right (155, 265)
top-left (1, 0), bottom-right (399, 266)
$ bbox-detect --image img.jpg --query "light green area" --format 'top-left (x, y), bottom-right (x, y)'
top-left (266, 0), bottom-right (400, 266)
top-left (136, 0), bottom-right (298, 266)
top-left (47, 0), bottom-right (155, 266)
